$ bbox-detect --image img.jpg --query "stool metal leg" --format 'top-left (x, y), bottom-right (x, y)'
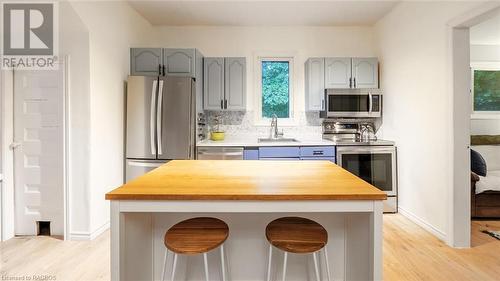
top-left (203, 253), bottom-right (210, 281)
top-left (323, 247), bottom-right (332, 281)
top-left (313, 252), bottom-right (321, 281)
top-left (282, 252), bottom-right (288, 281)
top-left (161, 249), bottom-right (169, 281)
top-left (266, 245), bottom-right (273, 281)
top-left (220, 245), bottom-right (226, 281)
top-left (170, 253), bottom-right (178, 281)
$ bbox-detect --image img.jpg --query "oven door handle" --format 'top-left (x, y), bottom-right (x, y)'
top-left (336, 146), bottom-right (395, 154)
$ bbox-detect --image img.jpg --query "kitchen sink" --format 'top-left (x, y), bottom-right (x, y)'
top-left (258, 138), bottom-right (299, 143)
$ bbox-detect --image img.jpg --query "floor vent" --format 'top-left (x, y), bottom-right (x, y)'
top-left (37, 221), bottom-right (51, 236)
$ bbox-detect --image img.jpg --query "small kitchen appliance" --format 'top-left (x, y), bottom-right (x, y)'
top-left (323, 89), bottom-right (382, 118)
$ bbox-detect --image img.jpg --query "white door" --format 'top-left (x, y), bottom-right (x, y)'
top-left (13, 67), bottom-right (65, 236)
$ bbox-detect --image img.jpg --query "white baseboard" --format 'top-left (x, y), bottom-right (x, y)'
top-left (69, 221), bottom-right (110, 241)
top-left (398, 207), bottom-right (447, 241)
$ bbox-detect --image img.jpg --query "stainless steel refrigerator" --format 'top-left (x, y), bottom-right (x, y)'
top-left (125, 76), bottom-right (196, 182)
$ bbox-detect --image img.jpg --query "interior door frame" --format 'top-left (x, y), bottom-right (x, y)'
top-left (0, 57), bottom-right (70, 240)
top-left (447, 3), bottom-right (500, 248)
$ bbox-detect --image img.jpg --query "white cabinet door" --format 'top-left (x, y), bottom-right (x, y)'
top-left (352, 58), bottom-right (379, 89)
top-left (203, 57), bottom-right (224, 110)
top-left (224, 57), bottom-right (246, 111)
top-left (325, 57), bottom-right (352, 89)
top-left (305, 58), bottom-right (325, 111)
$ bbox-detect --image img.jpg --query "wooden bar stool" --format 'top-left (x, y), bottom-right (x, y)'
top-left (265, 217), bottom-right (331, 281)
top-left (162, 217), bottom-right (229, 281)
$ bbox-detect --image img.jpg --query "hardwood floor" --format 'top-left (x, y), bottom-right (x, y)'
top-left (1, 214), bottom-right (499, 281)
top-left (384, 215), bottom-right (500, 281)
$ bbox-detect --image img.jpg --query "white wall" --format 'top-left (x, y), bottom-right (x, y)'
top-left (471, 119), bottom-right (500, 134)
top-left (375, 1), bottom-right (480, 240)
top-left (60, 1), bottom-right (91, 237)
top-left (471, 44), bottom-right (500, 61)
top-left (61, 1), bottom-right (156, 238)
top-left (154, 26), bottom-right (377, 122)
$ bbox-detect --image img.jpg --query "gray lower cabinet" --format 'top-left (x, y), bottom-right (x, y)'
top-left (325, 57), bottom-right (352, 89)
top-left (203, 57), bottom-right (246, 111)
top-left (204, 58), bottom-right (225, 110)
top-left (305, 58), bottom-right (325, 111)
top-left (163, 48), bottom-right (196, 77)
top-left (352, 58), bottom-right (379, 89)
top-left (225, 57), bottom-right (246, 111)
top-left (130, 48), bottom-right (162, 76)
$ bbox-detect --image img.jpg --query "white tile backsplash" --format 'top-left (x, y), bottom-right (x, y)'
top-left (205, 111), bottom-right (323, 139)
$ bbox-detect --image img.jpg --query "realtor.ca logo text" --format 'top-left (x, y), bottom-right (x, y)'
top-left (1, 2), bottom-right (58, 69)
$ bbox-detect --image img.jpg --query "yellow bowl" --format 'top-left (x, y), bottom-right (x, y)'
top-left (210, 131), bottom-right (225, 141)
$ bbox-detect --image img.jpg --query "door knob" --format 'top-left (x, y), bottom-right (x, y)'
top-left (9, 142), bottom-right (21, 150)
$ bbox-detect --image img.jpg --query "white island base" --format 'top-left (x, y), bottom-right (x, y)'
top-left (111, 200), bottom-right (383, 281)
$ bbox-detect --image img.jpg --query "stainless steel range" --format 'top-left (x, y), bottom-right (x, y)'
top-left (323, 119), bottom-right (398, 213)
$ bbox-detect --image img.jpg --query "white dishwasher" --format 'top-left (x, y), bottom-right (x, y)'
top-left (196, 147), bottom-right (244, 160)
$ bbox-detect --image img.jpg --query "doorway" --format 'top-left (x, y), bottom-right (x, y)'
top-left (450, 4), bottom-right (500, 248)
top-left (468, 14), bottom-right (500, 246)
top-left (1, 61), bottom-right (68, 239)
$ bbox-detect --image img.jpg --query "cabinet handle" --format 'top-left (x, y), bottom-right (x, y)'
top-left (158, 64), bottom-right (162, 76)
top-left (313, 151), bottom-right (324, 155)
top-left (349, 77), bottom-right (352, 88)
top-left (224, 99), bottom-right (228, 109)
top-left (162, 65), bottom-right (165, 76)
top-left (220, 100), bottom-right (224, 110)
top-left (354, 77), bottom-right (357, 88)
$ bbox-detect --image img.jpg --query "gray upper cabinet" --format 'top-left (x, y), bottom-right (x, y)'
top-left (305, 58), bottom-right (325, 111)
top-left (130, 48), bottom-right (162, 76)
top-left (352, 58), bottom-right (379, 89)
top-left (203, 57), bottom-right (246, 111)
top-left (204, 58), bottom-right (225, 110)
top-left (224, 57), bottom-right (246, 111)
top-left (325, 58), bottom-right (352, 89)
top-left (163, 49), bottom-right (196, 77)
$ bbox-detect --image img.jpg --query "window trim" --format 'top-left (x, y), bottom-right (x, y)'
top-left (254, 56), bottom-right (297, 126)
top-left (470, 62), bottom-right (500, 119)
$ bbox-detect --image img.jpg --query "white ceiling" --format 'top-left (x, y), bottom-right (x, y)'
top-left (470, 14), bottom-right (500, 45)
top-left (127, 1), bottom-right (399, 26)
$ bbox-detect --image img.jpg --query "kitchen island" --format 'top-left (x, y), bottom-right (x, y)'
top-left (105, 160), bottom-right (386, 281)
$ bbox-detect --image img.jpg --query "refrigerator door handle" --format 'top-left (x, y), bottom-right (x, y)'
top-left (157, 80), bottom-right (164, 155)
top-left (150, 79), bottom-right (158, 156)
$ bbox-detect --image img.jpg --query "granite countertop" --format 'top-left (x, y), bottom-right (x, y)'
top-left (196, 135), bottom-right (395, 147)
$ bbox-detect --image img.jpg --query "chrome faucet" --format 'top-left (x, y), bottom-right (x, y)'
top-left (269, 114), bottom-right (283, 139)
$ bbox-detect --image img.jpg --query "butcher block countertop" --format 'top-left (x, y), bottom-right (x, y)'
top-left (105, 160), bottom-right (387, 201)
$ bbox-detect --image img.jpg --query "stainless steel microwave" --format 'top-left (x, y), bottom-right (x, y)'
top-left (325, 92), bottom-right (382, 118)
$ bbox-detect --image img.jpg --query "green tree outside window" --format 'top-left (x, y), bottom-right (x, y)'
top-left (262, 61), bottom-right (290, 118)
top-left (474, 70), bottom-right (500, 111)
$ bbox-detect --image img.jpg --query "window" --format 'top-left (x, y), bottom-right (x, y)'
top-left (473, 69), bottom-right (500, 112)
top-left (255, 57), bottom-right (294, 125)
top-left (262, 61), bottom-right (290, 118)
